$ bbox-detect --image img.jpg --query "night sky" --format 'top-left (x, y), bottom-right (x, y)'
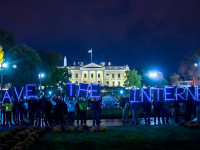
top-left (0, 0), bottom-right (200, 76)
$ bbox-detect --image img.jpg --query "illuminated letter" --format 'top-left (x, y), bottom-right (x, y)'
top-left (187, 87), bottom-right (196, 101)
top-left (164, 87), bottom-right (175, 101)
top-left (78, 83), bottom-right (89, 98)
top-left (196, 87), bottom-right (200, 101)
top-left (176, 87), bottom-right (186, 101)
top-left (90, 84), bottom-right (101, 98)
top-left (141, 88), bottom-right (152, 102)
top-left (66, 83), bottom-right (76, 97)
top-left (130, 89), bottom-right (140, 103)
top-left (14, 87), bottom-right (24, 101)
top-left (2, 90), bottom-right (11, 103)
top-left (153, 88), bottom-right (164, 102)
top-left (26, 84), bottom-right (36, 98)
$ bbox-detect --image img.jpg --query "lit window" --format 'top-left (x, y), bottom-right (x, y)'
top-left (118, 74), bottom-right (120, 78)
top-left (112, 74), bottom-right (115, 78)
top-left (124, 73), bottom-right (126, 77)
top-left (98, 73), bottom-right (100, 78)
top-left (91, 74), bottom-right (93, 78)
top-left (76, 73), bottom-right (78, 78)
top-left (84, 74), bottom-right (87, 78)
top-left (118, 81), bottom-right (120, 86)
top-left (112, 81), bottom-right (115, 86)
top-left (106, 81), bottom-right (109, 86)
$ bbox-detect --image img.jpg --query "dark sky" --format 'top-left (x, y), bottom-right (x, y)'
top-left (0, 0), bottom-right (200, 76)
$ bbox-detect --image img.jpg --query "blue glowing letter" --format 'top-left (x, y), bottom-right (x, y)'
top-left (141, 88), bottom-right (152, 102)
top-left (2, 90), bottom-right (12, 103)
top-left (130, 89), bottom-right (140, 103)
top-left (187, 87), bottom-right (196, 101)
top-left (176, 87), bottom-right (186, 101)
top-left (196, 87), bottom-right (200, 101)
top-left (78, 83), bottom-right (89, 98)
top-left (153, 88), bottom-right (163, 102)
top-left (90, 84), bottom-right (101, 98)
top-left (14, 87), bottom-right (24, 101)
top-left (164, 87), bottom-right (175, 101)
top-left (66, 83), bottom-right (76, 97)
top-left (26, 84), bottom-right (36, 98)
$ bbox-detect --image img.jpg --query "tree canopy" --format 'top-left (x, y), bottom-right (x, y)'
top-left (5, 45), bottom-right (41, 86)
top-left (179, 48), bottom-right (200, 80)
top-left (124, 69), bottom-right (142, 88)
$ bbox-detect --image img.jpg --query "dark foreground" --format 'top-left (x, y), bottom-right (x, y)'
top-left (29, 125), bottom-right (200, 150)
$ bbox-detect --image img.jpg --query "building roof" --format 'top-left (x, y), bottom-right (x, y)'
top-left (82, 63), bottom-right (103, 68)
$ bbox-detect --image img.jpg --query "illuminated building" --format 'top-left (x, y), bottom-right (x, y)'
top-left (59, 57), bottom-right (129, 87)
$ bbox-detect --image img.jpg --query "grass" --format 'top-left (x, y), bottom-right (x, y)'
top-left (30, 125), bottom-right (200, 150)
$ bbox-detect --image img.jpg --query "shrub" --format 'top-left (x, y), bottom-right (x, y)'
top-left (28, 132), bottom-right (39, 141)
top-left (99, 126), bottom-right (109, 132)
top-left (53, 126), bottom-right (62, 133)
top-left (65, 126), bottom-right (75, 133)
top-left (77, 126), bottom-right (84, 133)
top-left (13, 136), bottom-right (21, 143)
top-left (16, 132), bottom-right (26, 141)
top-left (11, 145), bottom-right (24, 150)
top-left (90, 126), bottom-right (99, 132)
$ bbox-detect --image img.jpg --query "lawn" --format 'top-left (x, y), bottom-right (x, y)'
top-left (30, 125), bottom-right (200, 150)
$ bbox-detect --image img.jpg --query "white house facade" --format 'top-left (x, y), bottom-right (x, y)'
top-left (59, 62), bottom-right (129, 87)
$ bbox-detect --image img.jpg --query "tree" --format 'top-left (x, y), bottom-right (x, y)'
top-left (124, 69), bottom-right (142, 88)
top-left (136, 67), bottom-right (168, 87)
top-left (4, 45), bottom-right (41, 86)
top-left (0, 29), bottom-right (16, 51)
top-left (38, 50), bottom-right (71, 90)
top-left (170, 73), bottom-right (180, 86)
top-left (179, 48), bottom-right (200, 80)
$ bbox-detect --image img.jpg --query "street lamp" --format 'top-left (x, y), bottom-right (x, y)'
top-left (0, 62), bottom-right (7, 98)
top-left (38, 73), bottom-right (45, 90)
top-left (149, 72), bottom-right (157, 79)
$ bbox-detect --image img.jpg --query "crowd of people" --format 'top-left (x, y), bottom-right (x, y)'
top-left (1, 93), bottom-right (200, 127)
top-left (0, 93), bottom-right (103, 127)
top-left (121, 95), bottom-right (200, 125)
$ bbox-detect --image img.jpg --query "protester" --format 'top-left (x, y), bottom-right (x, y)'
top-left (78, 97), bottom-right (87, 126)
top-left (89, 97), bottom-right (102, 126)
top-left (122, 95), bottom-right (130, 125)
top-left (2, 98), bottom-right (13, 126)
top-left (130, 101), bottom-right (140, 125)
top-left (65, 96), bottom-right (76, 126)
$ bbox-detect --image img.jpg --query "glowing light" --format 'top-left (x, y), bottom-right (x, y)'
top-left (130, 89), bottom-right (140, 103)
top-left (120, 90), bottom-right (124, 94)
top-left (90, 84), bottom-right (101, 98)
top-left (13, 64), bottom-right (17, 68)
top-left (26, 84), bottom-right (36, 98)
top-left (14, 87), bottom-right (24, 101)
top-left (194, 63), bottom-right (198, 67)
top-left (187, 87), bottom-right (196, 100)
top-left (66, 83), bottom-right (76, 97)
top-left (78, 83), bottom-right (89, 98)
top-left (176, 87), bottom-right (186, 100)
top-left (153, 88), bottom-right (163, 102)
top-left (2, 90), bottom-right (11, 103)
top-left (2, 62), bottom-right (7, 68)
top-left (49, 91), bottom-right (52, 95)
top-left (39, 73), bottom-right (45, 79)
top-left (141, 88), bottom-right (152, 102)
top-left (149, 72), bottom-right (157, 78)
top-left (165, 87), bottom-right (175, 101)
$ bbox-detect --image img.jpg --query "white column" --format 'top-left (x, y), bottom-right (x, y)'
top-left (80, 71), bottom-right (82, 83)
top-left (88, 71), bottom-right (90, 84)
top-left (95, 71), bottom-right (97, 84)
top-left (102, 71), bottom-right (105, 86)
